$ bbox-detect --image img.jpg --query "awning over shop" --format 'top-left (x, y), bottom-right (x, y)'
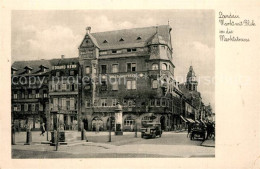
top-left (180, 116), bottom-right (187, 123)
top-left (186, 118), bottom-right (195, 123)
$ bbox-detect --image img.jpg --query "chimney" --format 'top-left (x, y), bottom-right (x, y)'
top-left (86, 26), bottom-right (91, 34)
top-left (61, 55), bottom-right (65, 59)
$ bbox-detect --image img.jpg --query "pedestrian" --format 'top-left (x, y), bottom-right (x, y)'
top-left (187, 123), bottom-right (192, 138)
top-left (40, 123), bottom-right (45, 136)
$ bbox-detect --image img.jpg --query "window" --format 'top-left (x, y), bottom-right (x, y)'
top-left (103, 40), bottom-right (108, 43)
top-left (13, 105), bottom-right (18, 111)
top-left (152, 80), bottom-right (158, 89)
top-left (85, 67), bottom-right (90, 74)
top-left (100, 51), bottom-right (107, 55)
top-left (74, 84), bottom-right (78, 90)
top-left (152, 63), bottom-right (159, 70)
top-left (101, 98), bottom-right (107, 107)
top-left (127, 80), bottom-right (136, 90)
top-left (119, 38), bottom-right (124, 42)
top-left (85, 100), bottom-right (91, 108)
top-left (43, 93), bottom-right (48, 98)
top-left (112, 99), bottom-right (117, 106)
top-left (62, 84), bottom-right (66, 90)
top-left (67, 84), bottom-right (70, 90)
top-left (162, 63), bottom-right (167, 70)
top-left (70, 70), bottom-right (74, 76)
top-left (93, 68), bottom-right (97, 74)
top-left (112, 50), bottom-right (117, 54)
top-left (13, 93), bottom-right (18, 99)
top-left (193, 85), bottom-right (196, 91)
top-left (150, 99), bottom-right (155, 106)
top-left (36, 92), bottom-right (40, 98)
top-left (31, 104), bottom-right (35, 111)
top-left (132, 48), bottom-right (136, 52)
top-left (70, 98), bottom-right (75, 110)
top-left (127, 48), bottom-right (131, 52)
top-left (17, 104), bottom-right (21, 111)
top-left (189, 84), bottom-right (192, 90)
top-left (128, 100), bottom-right (135, 107)
top-left (24, 104), bottom-right (28, 111)
top-left (156, 99), bottom-right (160, 107)
top-left (58, 84), bottom-right (61, 90)
top-left (112, 64), bottom-right (119, 73)
top-left (127, 63), bottom-right (136, 72)
top-left (112, 82), bottom-right (118, 91)
top-left (137, 37), bottom-right (142, 40)
top-left (53, 98), bottom-right (58, 109)
top-left (124, 116), bottom-right (135, 126)
top-left (56, 71), bottom-right (60, 76)
top-left (162, 98), bottom-right (166, 107)
top-left (62, 98), bottom-right (66, 109)
top-left (101, 65), bottom-right (107, 74)
top-left (101, 81), bottom-right (107, 91)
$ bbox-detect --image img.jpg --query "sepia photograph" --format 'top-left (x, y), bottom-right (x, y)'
top-left (10, 10), bottom-right (215, 158)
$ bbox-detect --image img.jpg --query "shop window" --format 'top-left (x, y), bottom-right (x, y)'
top-left (56, 71), bottom-right (60, 76)
top-left (124, 116), bottom-right (135, 126)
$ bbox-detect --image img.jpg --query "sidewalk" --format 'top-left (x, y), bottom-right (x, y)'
top-left (201, 138), bottom-right (215, 147)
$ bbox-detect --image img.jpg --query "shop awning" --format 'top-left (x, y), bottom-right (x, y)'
top-left (186, 118), bottom-right (195, 123)
top-left (195, 120), bottom-right (200, 123)
top-left (180, 116), bottom-right (188, 123)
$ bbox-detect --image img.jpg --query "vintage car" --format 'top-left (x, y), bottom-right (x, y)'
top-left (140, 122), bottom-right (162, 138)
top-left (190, 123), bottom-right (206, 141)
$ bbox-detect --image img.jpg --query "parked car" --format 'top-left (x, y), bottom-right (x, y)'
top-left (141, 122), bottom-right (162, 138)
top-left (190, 123), bottom-right (206, 141)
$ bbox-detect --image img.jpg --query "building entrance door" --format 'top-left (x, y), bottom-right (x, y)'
top-left (160, 116), bottom-right (166, 131)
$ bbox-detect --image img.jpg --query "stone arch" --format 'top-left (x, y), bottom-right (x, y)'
top-left (91, 116), bottom-right (104, 131)
top-left (123, 114), bottom-right (137, 131)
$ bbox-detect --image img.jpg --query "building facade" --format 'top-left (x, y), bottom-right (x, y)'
top-left (78, 25), bottom-right (183, 131)
top-left (11, 25), bottom-right (214, 132)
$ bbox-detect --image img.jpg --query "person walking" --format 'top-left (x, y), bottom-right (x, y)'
top-left (187, 123), bottom-right (192, 138)
top-left (40, 123), bottom-right (45, 136)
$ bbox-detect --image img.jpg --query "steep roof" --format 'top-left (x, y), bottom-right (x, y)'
top-left (12, 57), bottom-right (79, 75)
top-left (88, 25), bottom-right (172, 50)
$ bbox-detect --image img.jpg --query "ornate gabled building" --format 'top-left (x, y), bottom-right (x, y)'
top-left (11, 60), bottom-right (51, 131)
top-left (78, 25), bottom-right (181, 131)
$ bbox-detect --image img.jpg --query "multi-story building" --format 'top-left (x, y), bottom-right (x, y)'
top-left (11, 60), bottom-right (51, 131)
top-left (78, 25), bottom-right (182, 131)
top-left (179, 66), bottom-right (204, 122)
top-left (11, 24), bottom-right (214, 132)
top-left (48, 57), bottom-right (80, 131)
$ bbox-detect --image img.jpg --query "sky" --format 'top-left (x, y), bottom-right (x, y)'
top-left (11, 10), bottom-right (215, 112)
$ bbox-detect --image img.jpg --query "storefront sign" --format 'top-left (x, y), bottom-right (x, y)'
top-left (52, 64), bottom-right (77, 70)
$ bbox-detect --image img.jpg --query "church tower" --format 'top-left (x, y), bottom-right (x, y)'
top-left (186, 65), bottom-right (198, 91)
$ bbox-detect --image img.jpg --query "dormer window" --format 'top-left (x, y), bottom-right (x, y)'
top-left (40, 65), bottom-right (48, 72)
top-left (24, 66), bottom-right (33, 74)
top-left (85, 40), bottom-right (89, 43)
top-left (103, 40), bottom-right (108, 43)
top-left (137, 37), bottom-right (142, 40)
top-left (11, 67), bottom-right (18, 75)
top-left (119, 38), bottom-right (124, 42)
